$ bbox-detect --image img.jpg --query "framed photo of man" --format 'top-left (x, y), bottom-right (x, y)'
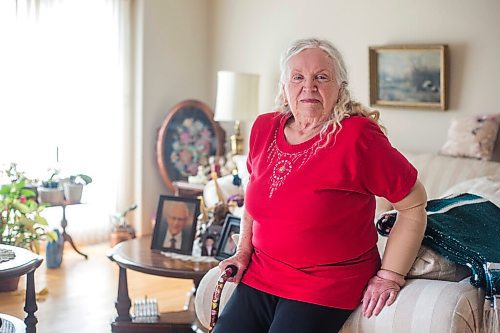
top-left (151, 195), bottom-right (200, 255)
top-left (215, 215), bottom-right (241, 261)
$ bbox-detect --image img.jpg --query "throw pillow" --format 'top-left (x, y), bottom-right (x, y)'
top-left (377, 234), bottom-right (470, 282)
top-left (440, 114), bottom-right (500, 160)
top-left (407, 245), bottom-right (471, 281)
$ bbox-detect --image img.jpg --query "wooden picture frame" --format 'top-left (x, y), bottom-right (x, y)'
top-left (156, 99), bottom-right (225, 192)
top-left (369, 45), bottom-right (448, 110)
top-left (215, 215), bottom-right (240, 261)
top-left (151, 195), bottom-right (200, 255)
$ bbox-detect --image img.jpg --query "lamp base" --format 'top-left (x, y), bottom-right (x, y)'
top-left (230, 134), bottom-right (243, 155)
top-left (230, 120), bottom-right (244, 155)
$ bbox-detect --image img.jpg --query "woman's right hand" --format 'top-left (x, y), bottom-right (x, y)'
top-left (218, 249), bottom-right (252, 283)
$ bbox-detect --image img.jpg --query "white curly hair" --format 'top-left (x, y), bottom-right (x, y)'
top-left (275, 38), bottom-right (384, 146)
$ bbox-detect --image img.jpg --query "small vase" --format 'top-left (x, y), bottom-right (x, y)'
top-left (38, 186), bottom-right (65, 205)
top-left (110, 225), bottom-right (136, 247)
top-left (46, 229), bottom-right (64, 268)
top-left (63, 183), bottom-right (83, 204)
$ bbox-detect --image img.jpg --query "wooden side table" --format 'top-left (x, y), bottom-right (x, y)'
top-left (46, 202), bottom-right (88, 259)
top-left (107, 237), bottom-right (218, 333)
top-left (59, 203), bottom-right (88, 259)
top-left (0, 245), bottom-right (43, 333)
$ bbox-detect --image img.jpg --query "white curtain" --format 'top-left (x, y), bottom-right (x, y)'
top-left (0, 0), bottom-right (132, 244)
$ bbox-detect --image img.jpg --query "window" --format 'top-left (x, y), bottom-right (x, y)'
top-left (0, 0), bottom-right (131, 244)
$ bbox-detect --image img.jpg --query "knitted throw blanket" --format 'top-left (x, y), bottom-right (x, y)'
top-left (376, 193), bottom-right (500, 306)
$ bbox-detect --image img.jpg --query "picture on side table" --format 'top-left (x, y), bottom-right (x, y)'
top-left (369, 44), bottom-right (448, 110)
top-left (151, 195), bottom-right (200, 255)
top-left (215, 215), bottom-right (241, 261)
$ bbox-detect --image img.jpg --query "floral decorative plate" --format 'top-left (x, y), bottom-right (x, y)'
top-left (156, 100), bottom-right (225, 192)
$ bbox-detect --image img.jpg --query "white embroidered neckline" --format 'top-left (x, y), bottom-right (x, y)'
top-left (266, 129), bottom-right (321, 198)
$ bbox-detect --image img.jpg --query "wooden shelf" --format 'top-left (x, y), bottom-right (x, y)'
top-left (111, 310), bottom-right (207, 333)
top-left (173, 181), bottom-right (205, 199)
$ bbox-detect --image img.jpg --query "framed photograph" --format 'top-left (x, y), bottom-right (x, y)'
top-left (156, 99), bottom-right (225, 192)
top-left (369, 44), bottom-right (448, 110)
top-left (199, 224), bottom-right (223, 257)
top-left (151, 195), bottom-right (200, 255)
top-left (215, 215), bottom-right (241, 261)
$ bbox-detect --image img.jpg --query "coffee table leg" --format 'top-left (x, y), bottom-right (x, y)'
top-left (184, 277), bottom-right (203, 312)
top-left (24, 270), bottom-right (38, 333)
top-left (115, 266), bottom-right (132, 322)
top-left (183, 285), bottom-right (196, 311)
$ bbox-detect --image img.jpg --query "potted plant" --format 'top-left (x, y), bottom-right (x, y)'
top-left (38, 169), bottom-right (64, 205)
top-left (0, 176), bottom-right (57, 291)
top-left (63, 174), bottom-right (92, 204)
top-left (110, 204), bottom-right (137, 247)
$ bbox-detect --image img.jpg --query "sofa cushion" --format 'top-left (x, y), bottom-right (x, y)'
top-left (440, 175), bottom-right (500, 208)
top-left (402, 152), bottom-right (500, 200)
top-left (440, 114), bottom-right (500, 161)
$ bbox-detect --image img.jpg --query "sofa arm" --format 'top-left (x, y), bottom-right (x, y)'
top-left (341, 279), bottom-right (484, 333)
top-left (195, 269), bottom-right (484, 333)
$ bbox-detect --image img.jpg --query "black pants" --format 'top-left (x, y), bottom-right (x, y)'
top-left (213, 283), bottom-right (353, 333)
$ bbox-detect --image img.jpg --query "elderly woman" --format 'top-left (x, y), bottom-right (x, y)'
top-left (215, 38), bottom-right (427, 333)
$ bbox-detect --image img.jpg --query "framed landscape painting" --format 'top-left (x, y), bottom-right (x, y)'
top-left (369, 45), bottom-right (448, 110)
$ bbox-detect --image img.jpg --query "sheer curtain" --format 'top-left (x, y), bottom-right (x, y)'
top-left (0, 0), bottom-right (132, 244)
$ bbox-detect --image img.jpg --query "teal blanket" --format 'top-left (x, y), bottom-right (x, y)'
top-left (377, 193), bottom-right (500, 306)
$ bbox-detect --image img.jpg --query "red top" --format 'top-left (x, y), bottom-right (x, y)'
top-left (241, 112), bottom-right (417, 309)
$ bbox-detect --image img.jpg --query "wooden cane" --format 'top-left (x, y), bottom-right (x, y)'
top-left (208, 265), bottom-right (238, 333)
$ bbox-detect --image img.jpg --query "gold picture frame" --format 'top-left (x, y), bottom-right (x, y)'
top-left (369, 44), bottom-right (449, 110)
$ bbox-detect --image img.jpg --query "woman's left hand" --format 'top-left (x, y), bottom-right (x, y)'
top-left (361, 275), bottom-right (401, 318)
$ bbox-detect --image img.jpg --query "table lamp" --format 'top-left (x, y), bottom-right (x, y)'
top-left (214, 71), bottom-right (259, 155)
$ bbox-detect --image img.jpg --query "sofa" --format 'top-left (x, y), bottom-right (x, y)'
top-left (195, 152), bottom-right (500, 333)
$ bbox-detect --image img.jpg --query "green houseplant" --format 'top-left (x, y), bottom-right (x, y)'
top-left (0, 177), bottom-right (57, 252)
top-left (0, 177), bottom-right (57, 291)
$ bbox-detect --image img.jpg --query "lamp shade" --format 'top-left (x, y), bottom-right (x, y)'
top-left (214, 71), bottom-right (259, 122)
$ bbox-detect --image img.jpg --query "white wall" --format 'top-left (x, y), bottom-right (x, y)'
top-left (134, 0), bottom-right (211, 235)
top-left (136, 0), bottom-right (500, 235)
top-left (210, 0), bottom-right (500, 153)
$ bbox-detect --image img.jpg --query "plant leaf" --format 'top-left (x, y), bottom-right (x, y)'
top-left (78, 174), bottom-right (92, 185)
top-left (0, 185), bottom-right (11, 195)
top-left (34, 215), bottom-right (49, 226)
top-left (20, 188), bottom-right (36, 198)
